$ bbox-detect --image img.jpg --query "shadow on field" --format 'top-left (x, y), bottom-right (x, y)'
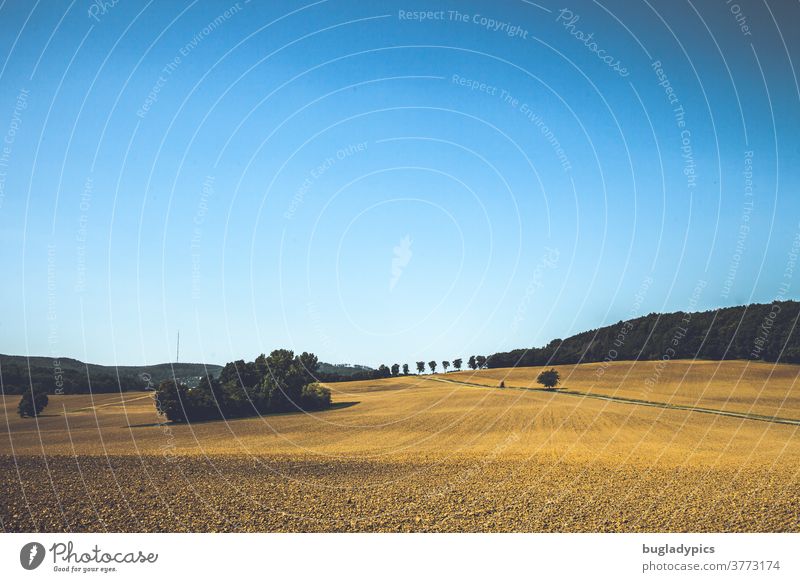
top-left (125, 400), bottom-right (361, 428)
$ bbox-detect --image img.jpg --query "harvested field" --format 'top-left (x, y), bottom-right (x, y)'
top-left (2, 360), bottom-right (799, 532)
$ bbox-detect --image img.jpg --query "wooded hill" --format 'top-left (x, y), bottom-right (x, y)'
top-left (0, 355), bottom-right (373, 394)
top-left (0, 355), bottom-right (223, 395)
top-left (487, 301), bottom-right (800, 369)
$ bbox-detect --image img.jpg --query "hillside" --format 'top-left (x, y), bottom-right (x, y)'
top-left (0, 354), bottom-right (373, 395)
top-left (317, 362), bottom-right (375, 377)
top-left (0, 354), bottom-right (222, 394)
top-left (488, 300), bottom-right (800, 369)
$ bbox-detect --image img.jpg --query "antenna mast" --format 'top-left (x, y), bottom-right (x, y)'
top-left (176, 331), bottom-right (180, 363)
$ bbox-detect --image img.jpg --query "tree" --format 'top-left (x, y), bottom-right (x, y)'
top-left (223, 377), bottom-right (259, 416)
top-left (453, 358), bottom-right (462, 371)
top-left (198, 374), bottom-right (224, 405)
top-left (416, 361), bottom-right (425, 374)
top-left (300, 383), bottom-right (332, 410)
top-left (155, 379), bottom-right (189, 422)
top-left (263, 349), bottom-right (306, 412)
top-left (475, 355), bottom-right (487, 369)
top-left (378, 364), bottom-right (391, 378)
top-left (536, 368), bottom-right (560, 390)
top-left (254, 353), bottom-right (268, 379)
top-left (442, 360), bottom-right (450, 373)
top-left (17, 386), bottom-right (48, 418)
top-left (391, 363), bottom-right (400, 376)
top-left (297, 351), bottom-right (320, 381)
top-left (428, 360), bottom-right (437, 374)
top-left (192, 374), bottom-right (228, 419)
top-left (218, 359), bottom-right (259, 390)
top-left (468, 355), bottom-right (477, 370)
top-left (402, 363), bottom-right (409, 375)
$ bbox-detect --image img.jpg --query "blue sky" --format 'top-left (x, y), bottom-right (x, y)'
top-left (0, 0), bottom-right (798, 367)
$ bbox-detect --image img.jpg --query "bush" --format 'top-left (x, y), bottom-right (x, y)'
top-left (300, 383), bottom-right (332, 411)
top-left (18, 387), bottom-right (49, 418)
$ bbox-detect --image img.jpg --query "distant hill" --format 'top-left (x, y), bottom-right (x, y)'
top-left (0, 354), bottom-right (374, 395)
top-left (487, 301), bottom-right (800, 369)
top-left (317, 362), bottom-right (374, 377)
top-left (0, 354), bottom-right (222, 395)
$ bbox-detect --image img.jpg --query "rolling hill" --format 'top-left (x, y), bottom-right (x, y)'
top-left (0, 354), bottom-right (373, 395)
top-left (488, 300), bottom-right (800, 369)
top-left (0, 354), bottom-right (223, 394)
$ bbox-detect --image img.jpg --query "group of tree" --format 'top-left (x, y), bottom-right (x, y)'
top-left (485, 301), bottom-right (800, 369)
top-left (320, 356), bottom-right (490, 381)
top-left (410, 356), bottom-right (487, 375)
top-left (155, 349), bottom-right (331, 423)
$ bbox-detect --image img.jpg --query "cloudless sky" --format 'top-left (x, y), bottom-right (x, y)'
top-left (0, 0), bottom-right (798, 367)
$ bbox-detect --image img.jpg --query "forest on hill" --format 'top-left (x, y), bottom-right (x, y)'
top-left (487, 301), bottom-right (800, 369)
top-left (0, 354), bottom-right (223, 395)
top-left (0, 354), bottom-right (372, 395)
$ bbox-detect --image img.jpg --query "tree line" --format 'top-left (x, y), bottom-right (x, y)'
top-left (1, 360), bottom-right (141, 395)
top-left (0, 354), bottom-right (221, 395)
top-left (318, 355), bottom-right (490, 382)
top-left (486, 301), bottom-right (800, 369)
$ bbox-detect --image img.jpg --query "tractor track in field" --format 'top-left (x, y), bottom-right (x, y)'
top-left (429, 377), bottom-right (800, 427)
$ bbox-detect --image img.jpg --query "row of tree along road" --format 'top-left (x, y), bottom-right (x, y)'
top-left (326, 355), bottom-right (490, 382)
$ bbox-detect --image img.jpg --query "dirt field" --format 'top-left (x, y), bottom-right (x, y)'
top-left (2, 360), bottom-right (799, 532)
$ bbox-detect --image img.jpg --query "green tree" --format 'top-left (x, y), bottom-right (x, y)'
top-left (197, 374), bottom-right (225, 409)
top-left (222, 378), bottom-right (257, 416)
top-left (402, 363), bottom-right (409, 375)
top-left (188, 375), bottom-right (226, 420)
top-left (17, 386), bottom-right (48, 418)
top-left (218, 359), bottom-right (259, 391)
top-left (475, 355), bottom-right (487, 369)
top-left (442, 360), bottom-right (450, 373)
top-left (297, 351), bottom-right (320, 381)
top-left (468, 355), bottom-right (477, 370)
top-left (300, 382), bottom-right (332, 410)
top-left (263, 349), bottom-right (305, 412)
top-left (536, 368), bottom-right (560, 390)
top-left (391, 363), bottom-right (400, 376)
top-left (416, 361), bottom-right (425, 374)
top-left (428, 360), bottom-right (437, 374)
top-left (378, 364), bottom-right (391, 378)
top-left (254, 353), bottom-right (269, 379)
top-left (155, 379), bottom-right (190, 422)
top-left (453, 358), bottom-right (462, 371)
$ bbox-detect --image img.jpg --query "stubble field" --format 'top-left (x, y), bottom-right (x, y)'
top-left (2, 360), bottom-right (799, 532)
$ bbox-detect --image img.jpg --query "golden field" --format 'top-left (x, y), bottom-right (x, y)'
top-left (2, 360), bottom-right (799, 532)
